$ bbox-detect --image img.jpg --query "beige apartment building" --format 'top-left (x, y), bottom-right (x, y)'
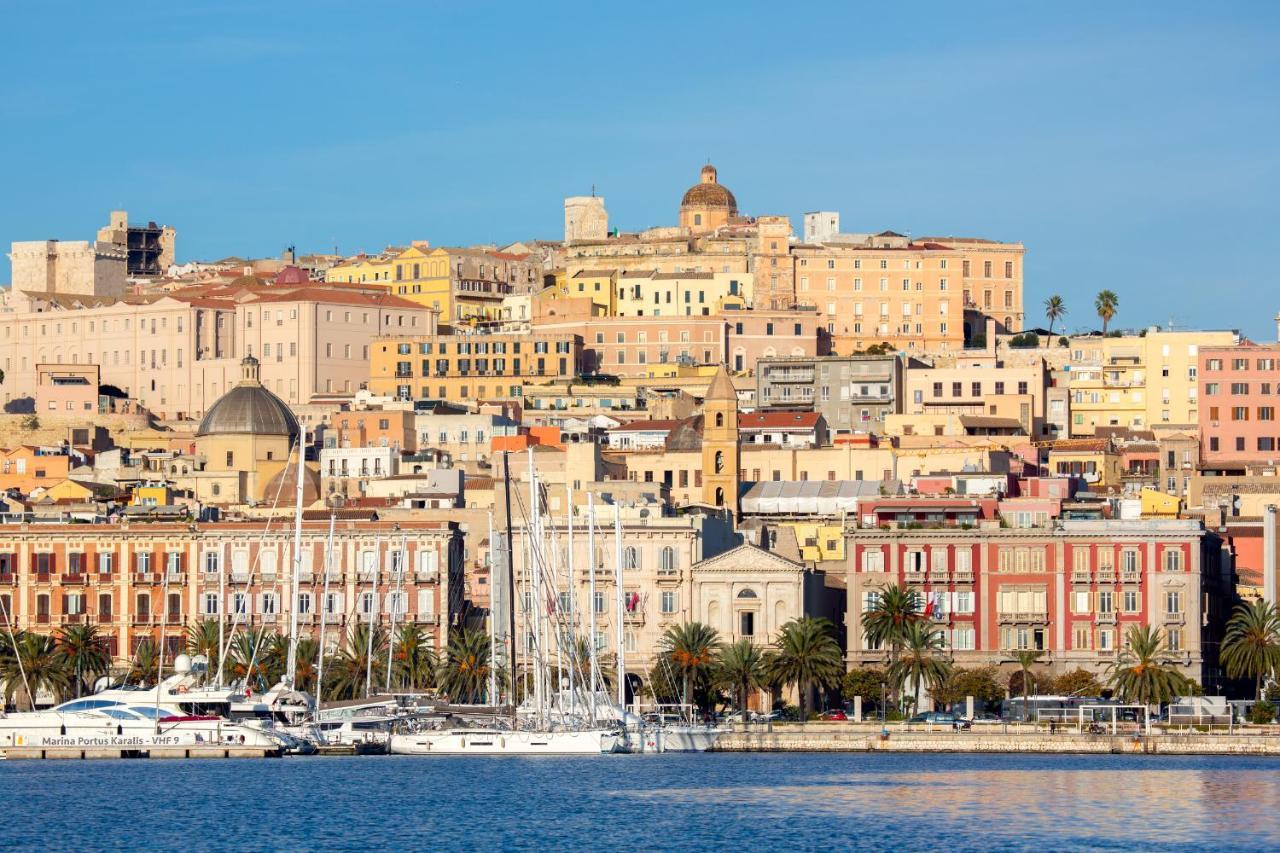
top-left (1066, 329), bottom-right (1237, 436)
top-left (903, 356), bottom-right (1050, 437)
top-left (791, 233), bottom-right (1025, 354)
top-left (0, 284), bottom-right (434, 419)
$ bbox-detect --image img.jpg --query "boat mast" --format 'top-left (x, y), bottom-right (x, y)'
top-left (216, 538), bottom-right (225, 688)
top-left (501, 451), bottom-right (517, 728)
top-left (384, 531), bottom-right (406, 692)
top-left (154, 556), bottom-right (171, 732)
top-left (565, 479), bottom-right (576, 719)
top-left (315, 510), bottom-right (336, 724)
top-left (365, 531), bottom-right (380, 698)
top-left (613, 501), bottom-right (626, 712)
top-left (528, 447), bottom-right (545, 729)
top-left (487, 510), bottom-right (497, 706)
top-left (286, 424), bottom-right (307, 687)
top-left (586, 490), bottom-right (599, 724)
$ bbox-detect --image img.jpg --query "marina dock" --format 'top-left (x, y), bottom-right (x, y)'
top-left (2, 745), bottom-right (282, 760)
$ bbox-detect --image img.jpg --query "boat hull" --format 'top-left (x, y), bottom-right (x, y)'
top-left (636, 726), bottom-right (723, 753)
top-left (389, 729), bottom-right (621, 755)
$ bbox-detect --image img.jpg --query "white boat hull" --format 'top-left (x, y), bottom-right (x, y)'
top-left (636, 726), bottom-right (723, 753)
top-left (0, 716), bottom-right (281, 750)
top-left (390, 729), bottom-right (621, 755)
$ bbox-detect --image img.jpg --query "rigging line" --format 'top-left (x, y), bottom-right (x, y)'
top-left (0, 590), bottom-right (32, 710)
top-left (217, 433), bottom-right (297, 691)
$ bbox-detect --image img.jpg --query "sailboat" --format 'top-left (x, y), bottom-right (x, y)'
top-left (390, 451), bottom-right (623, 755)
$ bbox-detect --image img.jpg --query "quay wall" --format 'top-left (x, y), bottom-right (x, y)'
top-left (713, 729), bottom-right (1280, 755)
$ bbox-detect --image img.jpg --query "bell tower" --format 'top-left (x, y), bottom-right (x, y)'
top-left (701, 364), bottom-right (739, 514)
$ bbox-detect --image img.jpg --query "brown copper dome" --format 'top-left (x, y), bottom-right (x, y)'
top-left (680, 164), bottom-right (738, 214)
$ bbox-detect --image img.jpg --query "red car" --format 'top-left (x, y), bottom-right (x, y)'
top-left (820, 709), bottom-right (848, 721)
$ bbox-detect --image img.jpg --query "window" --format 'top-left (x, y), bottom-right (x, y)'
top-left (660, 591), bottom-right (677, 614)
top-left (1163, 549), bottom-right (1183, 571)
top-left (739, 611), bottom-right (755, 637)
top-left (622, 547), bottom-right (640, 570)
top-left (660, 547), bottom-right (676, 574)
top-left (1165, 590), bottom-right (1183, 615)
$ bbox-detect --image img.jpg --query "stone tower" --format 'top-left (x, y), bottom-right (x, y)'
top-left (564, 195), bottom-right (608, 243)
top-left (701, 364), bottom-right (739, 513)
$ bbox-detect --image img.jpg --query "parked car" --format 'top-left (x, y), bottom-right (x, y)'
top-left (969, 713), bottom-right (1004, 725)
top-left (908, 712), bottom-right (971, 730)
top-left (819, 709), bottom-right (848, 721)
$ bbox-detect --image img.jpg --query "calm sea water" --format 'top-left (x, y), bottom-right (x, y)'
top-left (1, 753), bottom-right (1275, 851)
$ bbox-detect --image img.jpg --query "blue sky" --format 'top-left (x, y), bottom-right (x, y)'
top-left (2, 1), bottom-right (1277, 338)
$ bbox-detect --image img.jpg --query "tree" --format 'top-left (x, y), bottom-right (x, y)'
top-left (715, 639), bottom-right (769, 728)
top-left (127, 638), bottom-right (159, 688)
top-left (293, 637), bottom-right (320, 694)
top-left (2, 631), bottom-right (71, 709)
top-left (439, 627), bottom-right (490, 704)
top-left (1249, 700), bottom-right (1277, 724)
top-left (1095, 290), bottom-right (1119, 335)
top-left (1221, 599), bottom-right (1280, 700)
top-left (932, 666), bottom-right (1004, 710)
top-left (55, 623), bottom-right (110, 698)
top-left (862, 584), bottom-right (923, 706)
top-left (226, 628), bottom-right (275, 691)
top-left (1011, 650), bottom-right (1044, 717)
top-left (323, 623), bottom-right (387, 701)
top-left (184, 618), bottom-right (221, 675)
top-left (887, 621), bottom-right (952, 712)
top-left (20, 414), bottom-right (39, 431)
top-left (1053, 668), bottom-right (1104, 697)
top-left (1044, 295), bottom-right (1067, 336)
top-left (1107, 625), bottom-right (1190, 709)
top-left (766, 617), bottom-right (844, 720)
top-left (659, 622), bottom-right (721, 714)
top-left (842, 667), bottom-right (889, 712)
top-left (392, 623), bottom-right (437, 691)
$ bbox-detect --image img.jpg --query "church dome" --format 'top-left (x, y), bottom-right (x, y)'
top-left (196, 356), bottom-right (300, 440)
top-left (680, 164), bottom-right (738, 214)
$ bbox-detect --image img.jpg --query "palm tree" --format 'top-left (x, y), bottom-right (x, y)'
top-left (55, 623), bottom-right (110, 698)
top-left (887, 621), bottom-right (951, 713)
top-left (1044, 295), bottom-right (1066, 336)
top-left (1012, 649), bottom-right (1044, 718)
top-left (2, 632), bottom-right (71, 709)
top-left (1095, 290), bottom-right (1119, 335)
top-left (392, 623), bottom-right (436, 691)
top-left (439, 627), bottom-right (490, 704)
top-left (659, 622), bottom-right (721, 714)
top-left (184, 618), bottom-right (221, 675)
top-left (323, 623), bottom-right (388, 701)
top-left (1107, 625), bottom-right (1190, 711)
top-left (127, 638), bottom-right (159, 688)
top-left (862, 584), bottom-right (923, 706)
top-left (715, 639), bottom-right (769, 729)
top-left (767, 617), bottom-right (844, 721)
top-left (293, 637), bottom-right (320, 694)
top-left (1221, 599), bottom-right (1280, 700)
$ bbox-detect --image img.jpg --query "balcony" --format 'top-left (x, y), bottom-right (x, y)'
top-left (954, 571), bottom-right (975, 584)
top-left (1071, 570), bottom-right (1091, 583)
top-left (59, 613), bottom-right (86, 625)
top-left (1163, 612), bottom-right (1186, 624)
top-left (1120, 570), bottom-right (1140, 583)
top-left (623, 609), bottom-right (646, 625)
top-left (1096, 611), bottom-right (1117, 624)
top-left (260, 613), bottom-right (279, 625)
top-left (131, 573), bottom-right (155, 585)
top-left (0, 573), bottom-right (16, 586)
top-left (415, 570), bottom-right (438, 582)
top-left (231, 572), bottom-right (250, 584)
top-left (1097, 569), bottom-right (1116, 583)
top-left (131, 613), bottom-right (154, 625)
top-left (63, 573), bottom-right (86, 585)
top-left (928, 569), bottom-right (950, 582)
top-left (765, 369), bottom-right (815, 384)
top-left (415, 614), bottom-right (439, 625)
top-left (997, 611), bottom-right (1048, 624)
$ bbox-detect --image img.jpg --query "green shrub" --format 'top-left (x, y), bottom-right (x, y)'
top-left (1249, 700), bottom-right (1276, 725)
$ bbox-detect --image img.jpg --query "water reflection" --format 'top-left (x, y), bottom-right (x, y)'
top-left (622, 762), bottom-right (1279, 848)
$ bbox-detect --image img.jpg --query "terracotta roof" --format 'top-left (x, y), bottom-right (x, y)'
top-left (609, 419), bottom-right (680, 432)
top-left (738, 412), bottom-right (821, 430)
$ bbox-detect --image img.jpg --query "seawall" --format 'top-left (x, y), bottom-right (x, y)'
top-left (713, 727), bottom-right (1280, 755)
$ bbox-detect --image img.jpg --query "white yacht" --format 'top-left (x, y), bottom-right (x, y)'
top-left (389, 725), bottom-right (622, 755)
top-left (0, 675), bottom-right (284, 752)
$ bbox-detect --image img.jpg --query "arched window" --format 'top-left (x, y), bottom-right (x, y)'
top-left (623, 547), bottom-right (640, 571)
top-left (714, 450), bottom-right (724, 474)
top-left (714, 486), bottom-right (724, 506)
top-left (660, 547), bottom-right (676, 574)
top-left (737, 588), bottom-right (759, 599)
top-left (715, 412), bottom-right (724, 428)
